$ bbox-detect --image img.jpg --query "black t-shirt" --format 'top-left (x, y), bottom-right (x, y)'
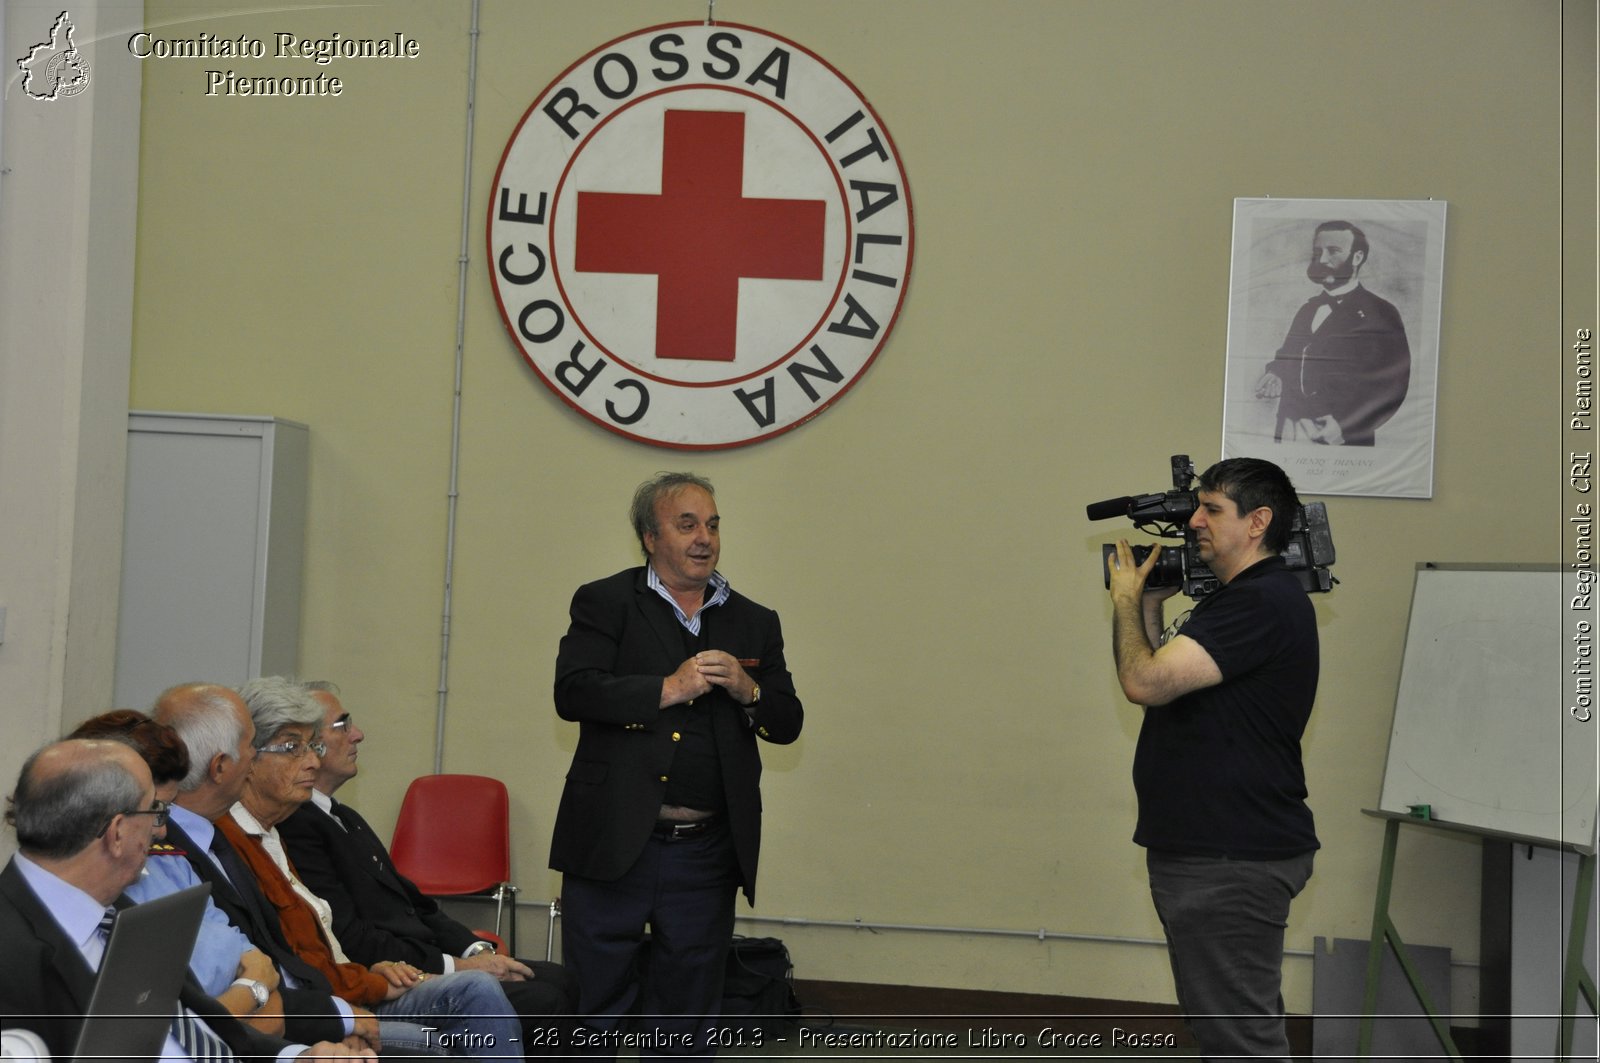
top-left (1131, 555), bottom-right (1321, 859)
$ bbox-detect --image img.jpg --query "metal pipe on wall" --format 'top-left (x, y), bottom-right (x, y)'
top-left (434, 0), bottom-right (482, 774)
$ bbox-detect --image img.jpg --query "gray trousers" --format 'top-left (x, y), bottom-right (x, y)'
top-left (1146, 849), bottom-right (1315, 1063)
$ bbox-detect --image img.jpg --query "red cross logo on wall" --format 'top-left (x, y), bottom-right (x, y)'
top-left (489, 21), bottom-right (914, 449)
top-left (574, 110), bottom-right (826, 363)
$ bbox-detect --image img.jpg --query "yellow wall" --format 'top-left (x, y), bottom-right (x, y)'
top-left (129, 0), bottom-right (1577, 1012)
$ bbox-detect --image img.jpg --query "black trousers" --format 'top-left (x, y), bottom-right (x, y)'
top-left (561, 821), bottom-right (740, 1059)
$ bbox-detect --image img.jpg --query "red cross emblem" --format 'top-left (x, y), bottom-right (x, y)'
top-left (575, 110), bottom-right (826, 363)
top-left (489, 22), bottom-right (914, 449)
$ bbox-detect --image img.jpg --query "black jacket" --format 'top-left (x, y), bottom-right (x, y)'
top-left (0, 858), bottom-right (293, 1061)
top-left (549, 567), bottom-right (803, 903)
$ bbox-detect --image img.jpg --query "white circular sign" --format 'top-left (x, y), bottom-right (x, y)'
top-left (488, 22), bottom-right (914, 449)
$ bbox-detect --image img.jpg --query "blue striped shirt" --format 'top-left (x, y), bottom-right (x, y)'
top-left (646, 566), bottom-right (730, 634)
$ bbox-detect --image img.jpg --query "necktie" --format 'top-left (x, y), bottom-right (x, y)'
top-left (94, 907), bottom-right (116, 957)
top-left (171, 1008), bottom-right (232, 1062)
top-left (99, 909), bottom-right (234, 1062)
top-left (1310, 292), bottom-right (1339, 331)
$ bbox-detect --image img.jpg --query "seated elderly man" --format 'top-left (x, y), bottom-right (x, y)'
top-left (230, 677), bottom-right (524, 1060)
top-left (277, 680), bottom-right (577, 1046)
top-left (82, 709), bottom-right (444, 1057)
top-left (149, 683), bottom-right (465, 1055)
top-left (73, 710), bottom-right (286, 1033)
top-left (0, 737), bottom-right (373, 1061)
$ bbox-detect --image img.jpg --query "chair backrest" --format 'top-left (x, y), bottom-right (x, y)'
top-left (389, 773), bottom-right (512, 896)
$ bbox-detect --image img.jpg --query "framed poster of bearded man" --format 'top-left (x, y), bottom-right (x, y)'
top-left (1222, 197), bottom-right (1446, 499)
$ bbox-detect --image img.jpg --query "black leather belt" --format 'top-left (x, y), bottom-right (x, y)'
top-left (653, 816), bottom-right (716, 839)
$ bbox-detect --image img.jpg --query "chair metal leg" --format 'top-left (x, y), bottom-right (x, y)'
top-left (492, 882), bottom-right (520, 957)
top-left (507, 884), bottom-right (518, 957)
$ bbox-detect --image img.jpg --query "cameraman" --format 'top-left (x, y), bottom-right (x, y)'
top-left (1104, 457), bottom-right (1318, 1063)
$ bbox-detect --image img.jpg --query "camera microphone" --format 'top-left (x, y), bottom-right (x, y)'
top-left (1085, 496), bottom-right (1135, 521)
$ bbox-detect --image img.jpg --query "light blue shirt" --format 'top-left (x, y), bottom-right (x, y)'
top-left (13, 852), bottom-right (108, 961)
top-left (125, 843), bottom-right (251, 995)
top-left (166, 804), bottom-right (225, 876)
top-left (150, 804), bottom-right (354, 1038)
top-left (646, 565), bottom-right (730, 634)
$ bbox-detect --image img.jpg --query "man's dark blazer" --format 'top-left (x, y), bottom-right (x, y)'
top-left (163, 813), bottom-right (347, 1044)
top-left (0, 858), bottom-right (292, 1061)
top-left (1269, 283), bottom-right (1411, 446)
top-left (549, 566), bottom-right (803, 904)
top-left (278, 799), bottom-right (578, 1017)
top-left (278, 800), bottom-right (481, 972)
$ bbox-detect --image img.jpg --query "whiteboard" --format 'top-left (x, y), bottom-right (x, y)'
top-left (1378, 563), bottom-right (1598, 853)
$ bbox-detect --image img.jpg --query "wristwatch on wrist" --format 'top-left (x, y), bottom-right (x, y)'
top-left (232, 978), bottom-right (269, 1012)
top-left (463, 940), bottom-right (496, 958)
top-left (748, 684), bottom-right (762, 707)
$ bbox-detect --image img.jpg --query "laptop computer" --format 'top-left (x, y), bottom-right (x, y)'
top-left (71, 882), bottom-right (209, 1063)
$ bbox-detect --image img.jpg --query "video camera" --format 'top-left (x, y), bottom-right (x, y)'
top-left (1087, 454), bottom-right (1338, 600)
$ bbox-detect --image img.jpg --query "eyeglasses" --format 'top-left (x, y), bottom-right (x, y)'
top-left (124, 799), bottom-right (171, 827)
top-left (328, 713), bottom-right (354, 731)
top-left (258, 737), bottom-right (327, 759)
top-left (99, 799), bottom-right (169, 836)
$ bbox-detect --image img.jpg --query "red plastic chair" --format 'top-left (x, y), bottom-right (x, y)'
top-left (389, 773), bottom-right (519, 954)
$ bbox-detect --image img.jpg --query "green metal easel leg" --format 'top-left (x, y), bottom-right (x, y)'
top-left (1359, 818), bottom-right (1463, 1060)
top-left (1558, 852), bottom-right (1598, 1062)
top-left (1357, 820), bottom-right (1398, 1057)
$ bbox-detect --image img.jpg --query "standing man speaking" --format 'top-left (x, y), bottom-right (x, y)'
top-left (551, 472), bottom-right (804, 1056)
top-left (1105, 457), bottom-right (1320, 1062)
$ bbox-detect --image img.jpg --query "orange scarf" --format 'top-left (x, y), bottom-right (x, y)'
top-left (217, 814), bottom-right (389, 1005)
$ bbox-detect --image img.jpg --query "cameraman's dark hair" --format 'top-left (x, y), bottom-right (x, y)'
top-left (1197, 458), bottom-right (1302, 555)
top-left (1314, 219), bottom-right (1369, 263)
top-left (5, 741), bottom-right (144, 859)
top-left (630, 473), bottom-right (715, 557)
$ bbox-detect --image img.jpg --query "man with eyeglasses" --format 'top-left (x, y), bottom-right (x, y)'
top-left (278, 682), bottom-right (578, 1048)
top-left (78, 708), bottom-right (286, 1032)
top-left (151, 683), bottom-right (450, 1055)
top-left (228, 676), bottom-right (524, 1059)
top-left (0, 737), bottom-right (375, 1060)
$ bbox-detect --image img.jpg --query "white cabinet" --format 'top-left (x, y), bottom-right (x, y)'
top-left (113, 412), bottom-right (308, 710)
top-left (1510, 845), bottom-right (1599, 1062)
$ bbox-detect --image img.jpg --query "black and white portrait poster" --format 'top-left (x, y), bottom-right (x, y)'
top-left (1221, 198), bottom-right (1446, 498)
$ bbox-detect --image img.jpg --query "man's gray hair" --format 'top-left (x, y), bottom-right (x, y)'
top-left (152, 683), bottom-right (247, 793)
top-left (6, 741), bottom-right (144, 859)
top-left (237, 675), bottom-right (324, 747)
top-left (629, 472), bottom-right (715, 557)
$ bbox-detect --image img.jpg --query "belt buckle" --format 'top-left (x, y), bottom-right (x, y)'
top-left (658, 818), bottom-right (709, 839)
